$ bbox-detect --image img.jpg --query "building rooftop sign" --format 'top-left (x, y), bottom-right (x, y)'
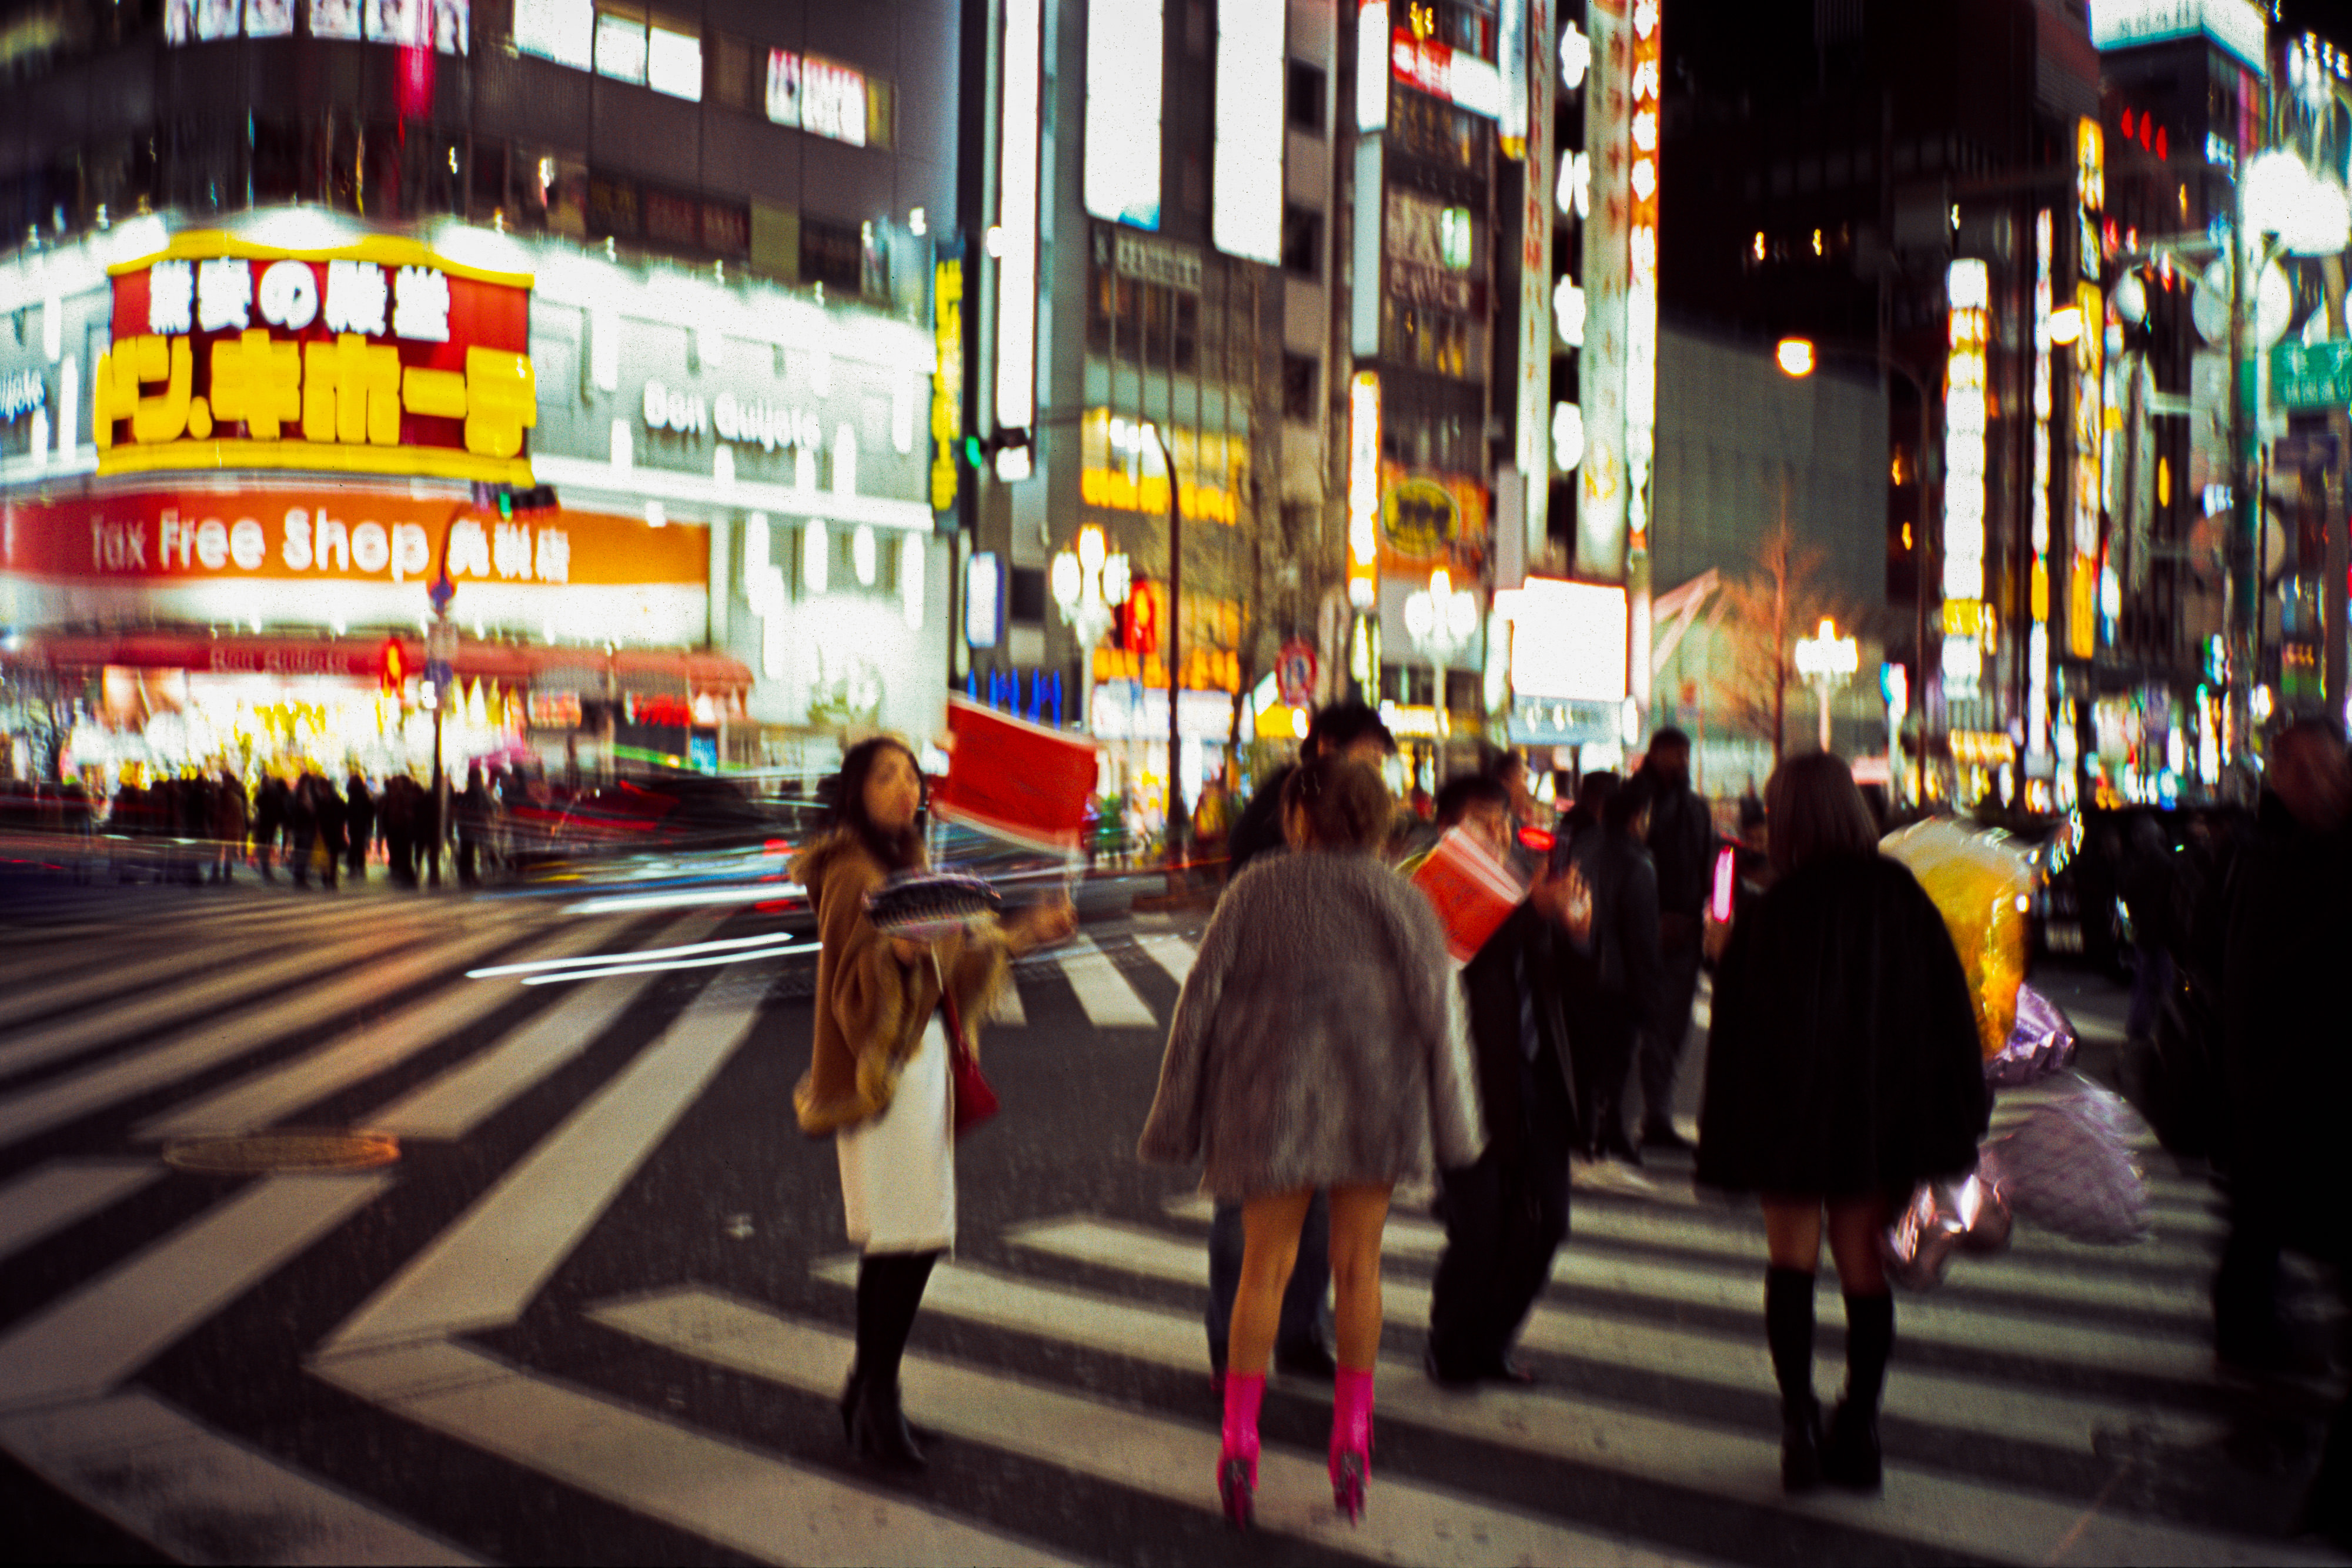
top-left (2088, 0), bottom-right (2267, 76)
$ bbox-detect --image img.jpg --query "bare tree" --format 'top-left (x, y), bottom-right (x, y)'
top-left (1716, 500), bottom-right (1859, 769)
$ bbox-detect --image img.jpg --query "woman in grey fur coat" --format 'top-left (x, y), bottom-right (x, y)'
top-left (1139, 754), bottom-right (1484, 1529)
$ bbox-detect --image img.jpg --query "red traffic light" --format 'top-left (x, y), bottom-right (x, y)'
top-left (379, 637), bottom-right (407, 695)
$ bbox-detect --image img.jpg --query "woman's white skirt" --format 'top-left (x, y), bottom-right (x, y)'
top-left (836, 1016), bottom-right (957, 1253)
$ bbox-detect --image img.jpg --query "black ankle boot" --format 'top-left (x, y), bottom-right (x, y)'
top-left (1780, 1396), bottom-right (1823, 1492)
top-left (849, 1376), bottom-right (927, 1470)
top-left (1820, 1397), bottom-right (1882, 1490)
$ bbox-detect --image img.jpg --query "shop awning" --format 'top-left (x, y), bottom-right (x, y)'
top-left (0, 628), bottom-right (753, 694)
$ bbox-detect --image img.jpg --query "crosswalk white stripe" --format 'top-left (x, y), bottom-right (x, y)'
top-left (365, 959), bottom-right (703, 1142)
top-left (0, 924), bottom-right (439, 1078)
top-left (308, 1339), bottom-right (1082, 1568)
top-left (988, 972), bottom-right (1028, 1027)
top-left (0, 938), bottom-right (302, 1032)
top-left (823, 1256), bottom-right (2317, 1567)
top-left (1165, 1193), bottom-right (2212, 1322)
top-left (1131, 932), bottom-right (1198, 987)
top-left (0, 1160), bottom-right (161, 1263)
top-left (1008, 1217), bottom-right (2215, 1383)
top-left (593, 1286), bottom-right (1709, 1568)
top-left (317, 985), bottom-right (764, 1356)
top-left (0, 1389), bottom-right (480, 1566)
top-left (0, 926), bottom-right (532, 1151)
top-left (133, 920), bottom-right (637, 1141)
top-left (1055, 935), bottom-right (1158, 1029)
top-left (881, 1242), bottom-right (2223, 1462)
top-left (0, 1173), bottom-right (391, 1413)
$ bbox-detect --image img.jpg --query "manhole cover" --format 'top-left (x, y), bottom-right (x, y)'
top-left (161, 1130), bottom-right (400, 1174)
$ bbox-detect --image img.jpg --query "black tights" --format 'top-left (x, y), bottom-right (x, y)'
top-left (854, 1251), bottom-right (940, 1389)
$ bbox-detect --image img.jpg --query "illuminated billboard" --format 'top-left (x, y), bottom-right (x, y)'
top-left (1506, 577), bottom-right (1627, 701)
top-left (1085, 0), bottom-right (1165, 230)
top-left (1212, 2), bottom-right (1284, 266)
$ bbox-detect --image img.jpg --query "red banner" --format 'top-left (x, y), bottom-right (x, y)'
top-left (931, 696), bottom-right (1100, 852)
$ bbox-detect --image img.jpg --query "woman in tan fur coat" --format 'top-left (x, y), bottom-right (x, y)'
top-left (793, 736), bottom-right (1073, 1469)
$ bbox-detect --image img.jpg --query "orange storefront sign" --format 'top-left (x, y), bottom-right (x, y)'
top-left (1, 483), bottom-right (706, 589)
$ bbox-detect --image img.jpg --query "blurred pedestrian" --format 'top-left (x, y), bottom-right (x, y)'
top-left (1196, 700), bottom-right (1401, 1387)
top-left (1560, 774), bottom-right (1667, 1165)
top-left (1696, 753), bottom-right (1986, 1494)
top-left (285, 771), bottom-right (319, 887)
top-left (1633, 728), bottom-right (1710, 1152)
top-left (1140, 754), bottom-right (1482, 1527)
top-left (345, 771), bottom-right (375, 882)
top-left (2120, 815), bottom-right (2179, 1046)
top-left (793, 737), bottom-right (1074, 1470)
top-left (312, 770), bottom-right (346, 890)
top-left (1425, 774), bottom-right (1586, 1388)
top-left (417, 775), bottom-right (443, 888)
top-left (253, 773), bottom-right (287, 881)
top-left (456, 764), bottom-right (490, 887)
top-left (209, 768), bottom-right (247, 884)
top-left (382, 776), bottom-right (418, 888)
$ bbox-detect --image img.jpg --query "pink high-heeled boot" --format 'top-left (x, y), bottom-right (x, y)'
top-left (1218, 1370), bottom-right (1265, 1529)
top-left (1331, 1366), bottom-right (1375, 1522)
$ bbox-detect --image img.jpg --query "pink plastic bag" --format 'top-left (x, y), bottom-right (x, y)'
top-left (1980, 1075), bottom-right (2151, 1245)
top-left (1881, 1172), bottom-right (2013, 1291)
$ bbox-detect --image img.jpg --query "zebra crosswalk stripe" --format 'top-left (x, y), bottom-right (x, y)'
top-left (811, 1253), bottom-right (2318, 1567)
top-left (1054, 935), bottom-right (1158, 1029)
top-left (0, 1160), bottom-right (161, 1263)
top-left (132, 918), bottom-right (639, 1141)
top-left (592, 1285), bottom-right (1713, 1568)
top-left (317, 983), bottom-right (764, 1356)
top-left (0, 1172), bottom-right (392, 1413)
top-left (0, 925), bottom-right (529, 1151)
top-left (0, 1389), bottom-right (480, 1566)
top-left (309, 1338), bottom-right (1083, 1568)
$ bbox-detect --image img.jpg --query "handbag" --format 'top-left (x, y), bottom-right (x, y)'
top-left (937, 981), bottom-right (1000, 1138)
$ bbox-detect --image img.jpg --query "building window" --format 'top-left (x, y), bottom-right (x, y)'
top-left (646, 18), bottom-right (703, 101)
top-left (709, 32), bottom-right (752, 110)
top-left (1281, 205), bottom-right (1321, 279)
top-left (801, 216), bottom-right (863, 295)
top-left (1288, 61), bottom-right (1327, 134)
top-left (593, 6), bottom-right (648, 83)
top-left (1282, 352), bottom-right (1318, 421)
top-left (1009, 566), bottom-right (1048, 625)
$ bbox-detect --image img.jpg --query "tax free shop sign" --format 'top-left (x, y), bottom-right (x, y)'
top-left (93, 230), bottom-right (537, 486)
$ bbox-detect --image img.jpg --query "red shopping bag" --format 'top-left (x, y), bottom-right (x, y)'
top-left (1411, 826), bottom-right (1526, 962)
top-left (930, 696), bottom-right (1101, 852)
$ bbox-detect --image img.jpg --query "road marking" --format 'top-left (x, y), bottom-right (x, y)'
top-left (0, 1389), bottom-right (479, 1565)
top-left (0, 925), bottom-right (435, 1078)
top-left (1054, 936), bottom-right (1157, 1029)
top-left (308, 1338), bottom-right (1080, 1568)
top-left (1010, 1216), bottom-right (2214, 1386)
top-left (0, 927), bottom-right (527, 1151)
top-left (0, 1174), bottom-right (391, 1413)
top-left (1131, 933), bottom-right (1197, 987)
top-left (0, 931), bottom-right (366, 1033)
top-left (134, 920), bottom-right (635, 1141)
top-left (1165, 1193), bottom-right (2212, 1322)
top-left (988, 975), bottom-right (1028, 1027)
top-left (827, 1255), bottom-right (2318, 1568)
top-left (317, 985), bottom-right (763, 1356)
top-left (0, 1160), bottom-right (162, 1263)
top-left (594, 1286), bottom-right (1706, 1568)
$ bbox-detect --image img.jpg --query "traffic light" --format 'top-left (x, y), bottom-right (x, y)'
top-left (469, 482), bottom-right (560, 517)
top-left (379, 637), bottom-right (407, 696)
top-left (960, 429), bottom-right (1032, 469)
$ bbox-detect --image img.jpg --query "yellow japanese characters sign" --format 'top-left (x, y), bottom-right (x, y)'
top-left (95, 231), bottom-right (537, 484)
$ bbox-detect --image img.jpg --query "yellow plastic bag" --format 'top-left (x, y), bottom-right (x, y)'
top-left (1880, 818), bottom-right (2036, 1060)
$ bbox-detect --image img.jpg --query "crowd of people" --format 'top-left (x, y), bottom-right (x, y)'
top-left (794, 698), bottom-right (2352, 1546)
top-left (88, 761), bottom-right (528, 890)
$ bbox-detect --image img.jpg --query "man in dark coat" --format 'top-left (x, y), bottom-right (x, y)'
top-left (1425, 775), bottom-right (1582, 1386)
top-left (2217, 724), bottom-right (2352, 1393)
top-left (1202, 700), bottom-right (1397, 1389)
top-left (1563, 775), bottom-right (1668, 1164)
top-left (311, 770), bottom-right (346, 890)
top-left (284, 771), bottom-right (319, 887)
top-left (345, 772), bottom-right (375, 882)
top-left (1633, 728), bottom-right (1710, 1152)
top-left (252, 774), bottom-right (287, 881)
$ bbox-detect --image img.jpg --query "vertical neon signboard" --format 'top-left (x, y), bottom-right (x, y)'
top-left (2029, 210), bottom-right (2053, 758)
top-left (1943, 258), bottom-right (1990, 701)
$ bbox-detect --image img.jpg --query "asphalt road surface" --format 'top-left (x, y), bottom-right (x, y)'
top-left (0, 868), bottom-right (2342, 1566)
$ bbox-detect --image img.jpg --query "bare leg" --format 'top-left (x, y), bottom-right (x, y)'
top-left (1327, 1183), bottom-right (1394, 1370)
top-left (1823, 1196), bottom-right (1890, 1296)
top-left (1228, 1191), bottom-right (1314, 1379)
top-left (1759, 1196), bottom-right (1823, 1271)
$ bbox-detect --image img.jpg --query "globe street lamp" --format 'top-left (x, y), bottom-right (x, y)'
top-left (1402, 567), bottom-right (1482, 734)
top-left (1050, 523), bottom-right (1130, 739)
top-left (1793, 616), bottom-right (1859, 754)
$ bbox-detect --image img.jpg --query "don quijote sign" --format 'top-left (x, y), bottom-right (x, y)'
top-left (640, 379), bottom-right (824, 453)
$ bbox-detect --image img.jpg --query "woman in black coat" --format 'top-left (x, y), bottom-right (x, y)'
top-left (1697, 753), bottom-right (1986, 1495)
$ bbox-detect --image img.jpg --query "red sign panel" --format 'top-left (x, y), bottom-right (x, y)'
top-left (932, 696), bottom-right (1101, 853)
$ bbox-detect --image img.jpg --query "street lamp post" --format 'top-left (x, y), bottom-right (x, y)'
top-left (1050, 524), bottom-right (1131, 740)
top-left (1402, 568), bottom-right (1482, 738)
top-left (1793, 616), bottom-right (1859, 754)
top-left (1778, 338), bottom-right (1934, 802)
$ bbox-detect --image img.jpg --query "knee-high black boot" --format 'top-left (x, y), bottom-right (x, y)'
top-left (1765, 1267), bottom-right (1820, 1490)
top-left (847, 1251), bottom-right (940, 1468)
top-left (1824, 1292), bottom-right (1892, 1490)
